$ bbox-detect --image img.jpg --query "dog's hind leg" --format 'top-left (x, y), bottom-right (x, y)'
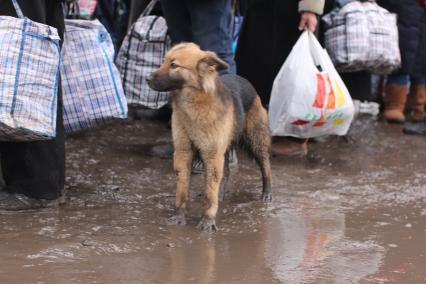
top-left (197, 150), bottom-right (225, 232)
top-left (218, 151), bottom-right (230, 202)
top-left (243, 97), bottom-right (273, 202)
top-left (169, 116), bottom-right (193, 225)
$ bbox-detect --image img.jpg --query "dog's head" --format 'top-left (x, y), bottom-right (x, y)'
top-left (147, 43), bottom-right (229, 93)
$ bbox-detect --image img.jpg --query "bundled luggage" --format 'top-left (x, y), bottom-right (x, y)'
top-left (0, 0), bottom-right (61, 141)
top-left (322, 0), bottom-right (401, 74)
top-left (116, 0), bottom-right (171, 109)
top-left (61, 19), bottom-right (128, 133)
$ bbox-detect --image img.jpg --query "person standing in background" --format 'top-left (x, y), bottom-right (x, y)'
top-left (402, 0), bottom-right (426, 135)
top-left (378, 0), bottom-right (426, 123)
top-left (0, 0), bottom-right (65, 210)
top-left (235, 0), bottom-right (325, 156)
top-left (160, 0), bottom-right (236, 74)
top-left (95, 0), bottom-right (128, 49)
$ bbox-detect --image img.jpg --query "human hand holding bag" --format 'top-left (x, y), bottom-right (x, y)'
top-left (268, 31), bottom-right (354, 138)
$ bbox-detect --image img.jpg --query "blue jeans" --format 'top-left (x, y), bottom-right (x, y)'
top-left (161, 0), bottom-right (236, 74)
top-left (387, 73), bottom-right (426, 86)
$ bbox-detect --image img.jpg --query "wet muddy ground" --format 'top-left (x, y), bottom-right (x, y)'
top-left (1, 115), bottom-right (426, 284)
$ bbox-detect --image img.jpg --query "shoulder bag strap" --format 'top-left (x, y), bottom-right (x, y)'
top-left (141, 0), bottom-right (159, 17)
top-left (11, 0), bottom-right (24, 18)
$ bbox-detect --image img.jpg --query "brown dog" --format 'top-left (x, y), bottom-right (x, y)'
top-left (147, 43), bottom-right (272, 232)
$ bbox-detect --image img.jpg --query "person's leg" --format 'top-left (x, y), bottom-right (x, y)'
top-left (0, 82), bottom-right (65, 201)
top-left (95, 0), bottom-right (117, 43)
top-left (409, 74), bottom-right (426, 121)
top-left (187, 0), bottom-right (235, 74)
top-left (340, 71), bottom-right (372, 101)
top-left (384, 73), bottom-right (409, 123)
top-left (411, 74), bottom-right (426, 85)
top-left (160, 0), bottom-right (192, 44)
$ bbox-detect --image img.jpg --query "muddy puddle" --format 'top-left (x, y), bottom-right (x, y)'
top-left (1, 116), bottom-right (426, 283)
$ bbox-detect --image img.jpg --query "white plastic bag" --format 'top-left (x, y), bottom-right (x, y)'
top-left (269, 31), bottom-right (354, 138)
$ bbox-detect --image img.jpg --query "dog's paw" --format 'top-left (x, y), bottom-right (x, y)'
top-left (261, 192), bottom-right (272, 203)
top-left (197, 217), bottom-right (218, 233)
top-left (167, 210), bottom-right (186, 226)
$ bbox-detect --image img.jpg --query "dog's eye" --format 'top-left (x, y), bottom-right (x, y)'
top-left (170, 62), bottom-right (178, 69)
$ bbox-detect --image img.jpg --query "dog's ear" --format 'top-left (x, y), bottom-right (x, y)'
top-left (198, 51), bottom-right (229, 73)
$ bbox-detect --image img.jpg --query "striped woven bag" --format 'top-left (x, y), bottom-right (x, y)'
top-left (61, 19), bottom-right (128, 133)
top-left (0, 0), bottom-right (61, 140)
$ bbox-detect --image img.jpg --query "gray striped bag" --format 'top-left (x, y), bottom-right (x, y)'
top-left (0, 0), bottom-right (61, 141)
top-left (322, 1), bottom-right (401, 74)
top-left (61, 19), bottom-right (128, 133)
top-left (115, 0), bottom-right (171, 109)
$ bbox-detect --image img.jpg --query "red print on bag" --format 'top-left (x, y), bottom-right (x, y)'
top-left (291, 73), bottom-right (339, 127)
top-left (292, 119), bottom-right (310, 126)
top-left (313, 73), bottom-right (335, 110)
top-left (312, 73), bottom-right (326, 108)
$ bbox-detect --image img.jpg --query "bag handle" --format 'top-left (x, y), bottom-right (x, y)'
top-left (336, 0), bottom-right (375, 7)
top-left (11, 0), bottom-right (24, 18)
top-left (141, 0), bottom-right (159, 17)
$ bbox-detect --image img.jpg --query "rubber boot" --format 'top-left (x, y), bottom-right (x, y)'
top-left (410, 85), bottom-right (426, 122)
top-left (383, 85), bottom-right (408, 123)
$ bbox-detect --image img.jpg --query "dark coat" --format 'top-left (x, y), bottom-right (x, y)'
top-left (235, 0), bottom-right (302, 106)
top-left (378, 0), bottom-right (426, 75)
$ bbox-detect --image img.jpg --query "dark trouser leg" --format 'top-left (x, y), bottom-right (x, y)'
top-left (0, 81), bottom-right (65, 200)
top-left (127, 0), bottom-right (152, 28)
top-left (340, 71), bottom-right (373, 101)
top-left (160, 0), bottom-right (192, 43)
top-left (188, 0), bottom-right (235, 74)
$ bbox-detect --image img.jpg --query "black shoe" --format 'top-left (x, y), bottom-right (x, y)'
top-left (403, 121), bottom-right (426, 136)
top-left (191, 159), bottom-right (204, 175)
top-left (0, 191), bottom-right (64, 211)
top-left (191, 149), bottom-right (238, 175)
top-left (129, 106), bottom-right (171, 122)
top-left (148, 143), bottom-right (174, 159)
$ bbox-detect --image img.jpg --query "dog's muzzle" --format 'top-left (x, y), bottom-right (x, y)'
top-left (146, 73), bottom-right (184, 92)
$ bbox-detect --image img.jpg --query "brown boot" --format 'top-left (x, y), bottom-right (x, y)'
top-left (410, 85), bottom-right (426, 122)
top-left (271, 137), bottom-right (308, 157)
top-left (383, 85), bottom-right (408, 123)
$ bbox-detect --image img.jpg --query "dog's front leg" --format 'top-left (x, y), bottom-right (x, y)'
top-left (197, 152), bottom-right (224, 232)
top-left (169, 117), bottom-right (193, 226)
top-left (169, 149), bottom-right (193, 225)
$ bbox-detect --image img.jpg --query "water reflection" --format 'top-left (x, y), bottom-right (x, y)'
top-left (265, 196), bottom-right (384, 283)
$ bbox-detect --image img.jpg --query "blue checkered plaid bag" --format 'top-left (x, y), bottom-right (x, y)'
top-left (0, 0), bottom-right (61, 141)
top-left (61, 19), bottom-right (128, 133)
